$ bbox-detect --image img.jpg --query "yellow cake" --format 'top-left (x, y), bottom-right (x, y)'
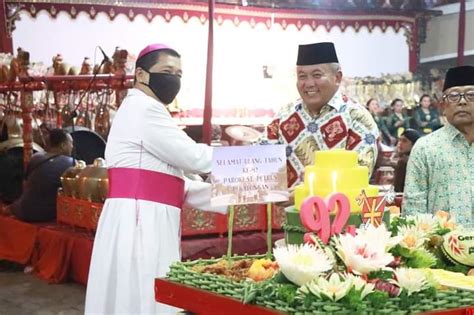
top-left (294, 149), bottom-right (378, 213)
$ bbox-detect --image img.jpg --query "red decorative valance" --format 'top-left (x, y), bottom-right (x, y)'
top-left (4, 0), bottom-right (431, 71)
top-left (8, 0), bottom-right (416, 32)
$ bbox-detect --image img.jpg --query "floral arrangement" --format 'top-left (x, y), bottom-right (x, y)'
top-left (388, 211), bottom-right (472, 273)
top-left (255, 223), bottom-right (437, 313)
top-left (167, 210), bottom-right (474, 314)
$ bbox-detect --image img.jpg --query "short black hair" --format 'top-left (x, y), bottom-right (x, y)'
top-left (49, 129), bottom-right (70, 148)
top-left (401, 128), bottom-right (421, 144)
top-left (419, 94), bottom-right (431, 104)
top-left (365, 98), bottom-right (376, 108)
top-left (390, 98), bottom-right (403, 107)
top-left (135, 48), bottom-right (181, 71)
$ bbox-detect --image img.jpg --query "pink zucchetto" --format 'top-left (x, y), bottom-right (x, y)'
top-left (137, 44), bottom-right (172, 60)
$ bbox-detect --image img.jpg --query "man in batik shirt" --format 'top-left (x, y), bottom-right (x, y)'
top-left (403, 65), bottom-right (474, 225)
top-left (260, 42), bottom-right (379, 189)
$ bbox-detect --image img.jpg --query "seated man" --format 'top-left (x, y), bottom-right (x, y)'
top-left (8, 129), bottom-right (74, 222)
top-left (392, 129), bottom-right (420, 193)
top-left (403, 66), bottom-right (474, 225)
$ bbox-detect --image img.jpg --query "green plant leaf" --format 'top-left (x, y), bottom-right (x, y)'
top-left (390, 216), bottom-right (414, 235)
top-left (368, 270), bottom-right (394, 281)
top-left (406, 249), bottom-right (437, 268)
top-left (273, 271), bottom-right (292, 284)
top-left (341, 287), bottom-right (366, 313)
top-left (367, 290), bottom-right (389, 308)
top-left (390, 244), bottom-right (413, 258)
top-left (303, 291), bottom-right (319, 308)
top-left (436, 227), bottom-right (452, 236)
top-left (277, 284), bottom-right (298, 305)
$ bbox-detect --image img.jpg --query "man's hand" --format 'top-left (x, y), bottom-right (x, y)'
top-left (275, 188), bottom-right (295, 208)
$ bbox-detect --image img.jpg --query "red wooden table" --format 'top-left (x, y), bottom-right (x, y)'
top-left (155, 278), bottom-right (474, 315)
top-left (426, 308), bottom-right (474, 315)
top-left (155, 278), bottom-right (282, 315)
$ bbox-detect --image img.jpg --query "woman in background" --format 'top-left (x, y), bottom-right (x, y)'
top-left (413, 94), bottom-right (441, 134)
top-left (386, 98), bottom-right (410, 140)
top-left (366, 98), bottom-right (394, 145)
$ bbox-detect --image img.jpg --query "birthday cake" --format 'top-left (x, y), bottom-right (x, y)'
top-left (284, 149), bottom-right (389, 245)
top-left (163, 149), bottom-right (474, 314)
top-left (166, 211), bottom-right (474, 314)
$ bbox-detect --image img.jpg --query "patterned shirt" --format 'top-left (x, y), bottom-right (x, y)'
top-left (403, 123), bottom-right (474, 225)
top-left (259, 90), bottom-right (379, 188)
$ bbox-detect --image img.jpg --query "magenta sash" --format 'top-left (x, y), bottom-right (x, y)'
top-left (107, 168), bottom-right (184, 208)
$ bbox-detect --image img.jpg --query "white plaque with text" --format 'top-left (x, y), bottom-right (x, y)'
top-left (211, 145), bottom-right (288, 207)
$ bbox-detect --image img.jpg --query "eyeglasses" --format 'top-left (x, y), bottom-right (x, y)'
top-left (443, 90), bottom-right (474, 103)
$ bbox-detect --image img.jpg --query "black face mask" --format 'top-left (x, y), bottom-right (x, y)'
top-left (143, 71), bottom-right (181, 105)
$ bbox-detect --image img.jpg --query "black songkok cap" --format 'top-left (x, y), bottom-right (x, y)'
top-left (443, 65), bottom-right (474, 91)
top-left (401, 129), bottom-right (421, 145)
top-left (296, 42), bottom-right (339, 66)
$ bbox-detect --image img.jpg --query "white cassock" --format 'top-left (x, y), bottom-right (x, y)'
top-left (85, 88), bottom-right (226, 314)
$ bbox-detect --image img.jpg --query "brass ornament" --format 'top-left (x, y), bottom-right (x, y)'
top-left (76, 158), bottom-right (109, 202)
top-left (60, 160), bottom-right (86, 198)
